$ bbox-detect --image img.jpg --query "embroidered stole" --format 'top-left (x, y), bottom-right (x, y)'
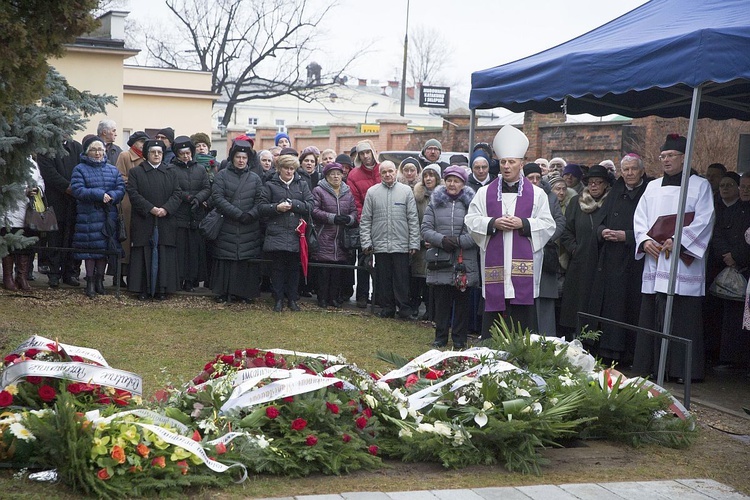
top-left (484, 176), bottom-right (534, 311)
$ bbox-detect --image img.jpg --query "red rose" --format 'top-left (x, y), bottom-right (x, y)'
top-left (97, 394), bottom-right (112, 404)
top-left (25, 376), bottom-right (42, 385)
top-left (97, 468), bottom-right (111, 480)
top-left (326, 402), bottom-right (340, 414)
top-left (266, 406), bottom-right (280, 419)
top-left (25, 349), bottom-right (40, 358)
top-left (234, 349), bottom-right (244, 358)
top-left (368, 445), bottom-right (379, 456)
top-left (251, 358), bottom-right (266, 367)
top-left (283, 396), bottom-right (294, 403)
top-left (0, 391), bottom-right (13, 407)
top-left (291, 418), bottom-right (307, 431)
top-left (220, 355), bottom-right (234, 365)
top-left (305, 435), bottom-right (318, 446)
top-left (3, 354), bottom-right (20, 365)
top-left (110, 445), bottom-right (126, 464)
top-left (425, 368), bottom-right (445, 380)
top-left (334, 381), bottom-right (344, 390)
top-left (355, 416), bottom-right (368, 429)
top-left (342, 434), bottom-right (351, 443)
top-left (215, 442), bottom-right (227, 455)
top-left (38, 385), bottom-right (56, 402)
top-left (404, 374), bottom-right (419, 387)
top-left (264, 357), bottom-right (277, 367)
top-left (203, 361), bottom-right (215, 371)
top-left (363, 407), bottom-right (373, 418)
top-left (264, 351), bottom-right (275, 359)
top-left (67, 383), bottom-right (84, 394)
top-left (245, 348), bottom-right (260, 357)
top-left (151, 456), bottom-right (166, 468)
top-left (136, 443), bottom-right (150, 458)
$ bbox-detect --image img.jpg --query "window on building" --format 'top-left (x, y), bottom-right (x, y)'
top-left (248, 117), bottom-right (258, 126)
top-left (275, 119), bottom-right (285, 133)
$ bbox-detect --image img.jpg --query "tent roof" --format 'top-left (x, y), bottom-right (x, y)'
top-left (470, 0), bottom-right (750, 120)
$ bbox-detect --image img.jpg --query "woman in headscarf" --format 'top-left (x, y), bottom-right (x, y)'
top-left (170, 136), bottom-right (210, 291)
top-left (311, 162), bottom-right (358, 308)
top-left (210, 140), bottom-right (264, 304)
top-left (259, 154), bottom-right (314, 312)
top-left (559, 165), bottom-right (613, 334)
top-left (410, 163), bottom-right (443, 319)
top-left (71, 135), bottom-right (126, 298)
top-left (126, 140), bottom-right (182, 300)
top-left (114, 131), bottom-right (149, 286)
top-left (421, 166), bottom-right (478, 348)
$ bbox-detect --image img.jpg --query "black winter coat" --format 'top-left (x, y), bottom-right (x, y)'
top-left (126, 163), bottom-right (182, 247)
top-left (259, 172), bottom-right (314, 253)
top-left (210, 166), bottom-right (264, 261)
top-left (559, 189), bottom-right (610, 328)
top-left (37, 140), bottom-right (83, 220)
top-left (171, 158), bottom-right (211, 228)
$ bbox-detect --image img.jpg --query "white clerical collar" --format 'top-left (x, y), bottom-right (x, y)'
top-left (723, 198), bottom-right (739, 207)
top-left (148, 162), bottom-right (160, 169)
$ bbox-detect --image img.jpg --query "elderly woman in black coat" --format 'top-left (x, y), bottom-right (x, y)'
top-left (259, 154), bottom-right (314, 312)
top-left (421, 166), bottom-right (478, 349)
top-left (126, 140), bottom-right (182, 300)
top-left (170, 136), bottom-right (211, 291)
top-left (210, 140), bottom-right (264, 304)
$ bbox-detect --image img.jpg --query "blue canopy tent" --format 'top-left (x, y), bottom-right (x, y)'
top-left (468, 0), bottom-right (750, 391)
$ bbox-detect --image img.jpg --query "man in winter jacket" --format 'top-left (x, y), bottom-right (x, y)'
top-left (347, 140), bottom-right (381, 308)
top-left (360, 161), bottom-right (420, 319)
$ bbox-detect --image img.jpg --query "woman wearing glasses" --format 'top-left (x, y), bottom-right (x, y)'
top-left (70, 135), bottom-right (126, 298)
top-left (559, 165), bottom-right (614, 336)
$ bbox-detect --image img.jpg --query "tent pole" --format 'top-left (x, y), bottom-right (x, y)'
top-left (656, 84), bottom-right (703, 386)
top-left (469, 109), bottom-right (476, 152)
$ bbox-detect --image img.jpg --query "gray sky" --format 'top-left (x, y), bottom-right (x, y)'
top-left (125, 0), bottom-right (648, 100)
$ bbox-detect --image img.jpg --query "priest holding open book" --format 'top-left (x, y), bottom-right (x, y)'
top-left (632, 134), bottom-right (715, 384)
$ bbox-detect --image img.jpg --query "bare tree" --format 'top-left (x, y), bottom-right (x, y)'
top-left (407, 25), bottom-right (452, 87)
top-left (141, 0), bottom-right (355, 126)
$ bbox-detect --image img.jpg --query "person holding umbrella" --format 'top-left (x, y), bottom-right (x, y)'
top-left (126, 139), bottom-right (182, 300)
top-left (259, 154), bottom-right (314, 312)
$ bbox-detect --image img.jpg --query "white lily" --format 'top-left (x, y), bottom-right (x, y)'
top-left (456, 396), bottom-right (468, 405)
top-left (515, 387), bottom-right (531, 398)
top-left (474, 411), bottom-right (488, 428)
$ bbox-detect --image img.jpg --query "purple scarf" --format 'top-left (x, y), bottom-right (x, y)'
top-left (483, 176), bottom-right (535, 312)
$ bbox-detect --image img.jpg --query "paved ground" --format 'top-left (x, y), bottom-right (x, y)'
top-left (256, 479), bottom-right (748, 500)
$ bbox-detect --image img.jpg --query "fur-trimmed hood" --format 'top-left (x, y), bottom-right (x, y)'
top-left (413, 179), bottom-right (442, 203)
top-left (430, 184), bottom-right (475, 208)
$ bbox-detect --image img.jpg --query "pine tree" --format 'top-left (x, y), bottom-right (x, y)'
top-left (0, 68), bottom-right (115, 257)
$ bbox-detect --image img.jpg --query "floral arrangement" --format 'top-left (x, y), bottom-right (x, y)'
top-left (0, 326), bottom-right (697, 497)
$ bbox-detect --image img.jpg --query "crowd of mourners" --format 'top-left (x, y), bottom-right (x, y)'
top-left (3, 120), bottom-right (749, 382)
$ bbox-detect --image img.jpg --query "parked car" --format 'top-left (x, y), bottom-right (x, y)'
top-left (378, 150), bottom-right (469, 166)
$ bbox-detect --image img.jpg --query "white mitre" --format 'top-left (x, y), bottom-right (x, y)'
top-left (493, 125), bottom-right (529, 159)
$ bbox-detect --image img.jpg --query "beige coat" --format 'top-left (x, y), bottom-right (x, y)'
top-left (115, 149), bottom-right (144, 265)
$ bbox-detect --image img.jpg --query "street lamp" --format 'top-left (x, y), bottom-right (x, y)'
top-left (364, 102), bottom-right (379, 124)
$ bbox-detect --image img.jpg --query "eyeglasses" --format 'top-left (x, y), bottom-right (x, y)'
top-left (658, 153), bottom-right (684, 160)
top-left (587, 179), bottom-right (606, 186)
top-left (425, 147), bottom-right (440, 152)
top-left (88, 148), bottom-right (105, 153)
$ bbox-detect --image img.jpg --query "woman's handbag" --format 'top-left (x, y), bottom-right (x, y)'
top-left (116, 204), bottom-right (127, 242)
top-left (198, 209), bottom-right (223, 241)
top-left (24, 189), bottom-right (58, 232)
top-left (306, 210), bottom-right (320, 254)
top-left (709, 266), bottom-right (748, 302)
top-left (425, 246), bottom-right (454, 270)
top-left (453, 248), bottom-right (468, 292)
top-left (342, 226), bottom-right (360, 250)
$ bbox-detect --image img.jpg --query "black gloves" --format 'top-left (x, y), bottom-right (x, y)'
top-left (239, 213), bottom-right (254, 224)
top-left (442, 236), bottom-right (459, 252)
top-left (190, 198), bottom-right (201, 210)
top-left (333, 215), bottom-right (349, 225)
top-left (363, 246), bottom-right (374, 255)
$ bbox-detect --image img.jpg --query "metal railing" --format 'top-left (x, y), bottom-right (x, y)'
top-left (576, 311), bottom-right (693, 409)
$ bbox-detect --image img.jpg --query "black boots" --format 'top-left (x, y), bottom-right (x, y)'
top-left (85, 277), bottom-right (96, 299)
top-left (273, 300), bottom-right (284, 312)
top-left (94, 272), bottom-right (106, 295)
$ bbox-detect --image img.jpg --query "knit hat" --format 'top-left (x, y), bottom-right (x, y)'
top-left (274, 132), bottom-right (291, 146)
top-left (562, 164), bottom-right (583, 179)
top-left (492, 125), bottom-right (528, 159)
top-left (449, 154), bottom-right (469, 166)
top-left (422, 138), bottom-right (442, 155)
top-left (470, 150), bottom-right (490, 167)
top-left (549, 157), bottom-right (567, 168)
top-left (127, 131), bottom-right (149, 147)
top-left (443, 165), bottom-right (467, 183)
top-left (171, 135), bottom-right (194, 155)
top-left (82, 134), bottom-right (104, 152)
top-left (323, 162), bottom-right (344, 177)
top-left (660, 133), bottom-right (687, 153)
top-left (155, 127), bottom-right (175, 144)
top-left (301, 146), bottom-right (320, 158)
top-left (582, 165), bottom-right (613, 185)
top-left (523, 162), bottom-right (542, 177)
top-left (279, 147), bottom-right (298, 157)
top-left (190, 132), bottom-right (211, 148)
top-left (547, 171), bottom-right (566, 187)
top-left (399, 157), bottom-right (421, 171)
top-left (422, 163), bottom-right (442, 179)
top-left (335, 153), bottom-right (353, 166)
